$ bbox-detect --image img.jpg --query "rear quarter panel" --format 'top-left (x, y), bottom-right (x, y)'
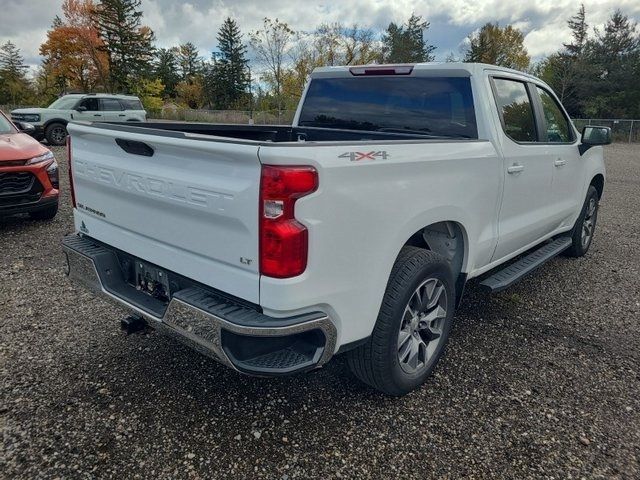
top-left (259, 140), bottom-right (501, 347)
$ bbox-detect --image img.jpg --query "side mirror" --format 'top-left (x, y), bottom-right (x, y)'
top-left (15, 121), bottom-right (36, 134)
top-left (579, 126), bottom-right (612, 154)
top-left (75, 106), bottom-right (87, 112)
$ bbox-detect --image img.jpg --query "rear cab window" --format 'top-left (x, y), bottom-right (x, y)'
top-left (298, 76), bottom-right (478, 139)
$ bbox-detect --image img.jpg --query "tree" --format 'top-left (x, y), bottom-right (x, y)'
top-left (311, 23), bottom-right (381, 66)
top-left (582, 10), bottom-right (640, 117)
top-left (534, 53), bottom-right (575, 102)
top-left (130, 77), bottom-right (164, 110)
top-left (250, 18), bottom-right (294, 110)
top-left (175, 77), bottom-right (205, 109)
top-left (33, 61), bottom-right (65, 105)
top-left (208, 18), bottom-right (250, 109)
top-left (382, 14), bottom-right (436, 63)
top-left (0, 41), bottom-right (31, 104)
top-left (153, 47), bottom-right (179, 98)
top-left (93, 0), bottom-right (155, 92)
top-left (342, 24), bottom-right (380, 65)
top-left (564, 4), bottom-right (588, 57)
top-left (535, 4), bottom-right (590, 116)
top-left (464, 23), bottom-right (530, 71)
top-left (39, 0), bottom-right (109, 93)
top-left (177, 42), bottom-right (202, 81)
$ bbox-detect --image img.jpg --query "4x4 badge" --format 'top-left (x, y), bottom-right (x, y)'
top-left (339, 151), bottom-right (390, 162)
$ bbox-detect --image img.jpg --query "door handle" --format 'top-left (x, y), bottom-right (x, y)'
top-left (507, 164), bottom-right (524, 174)
top-left (93, 114), bottom-right (102, 117)
top-left (118, 114), bottom-right (126, 117)
top-left (554, 158), bottom-right (567, 167)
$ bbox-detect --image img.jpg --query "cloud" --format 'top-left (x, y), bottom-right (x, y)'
top-left (0, 0), bottom-right (638, 71)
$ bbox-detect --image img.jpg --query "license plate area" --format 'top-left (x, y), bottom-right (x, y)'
top-left (134, 260), bottom-right (170, 302)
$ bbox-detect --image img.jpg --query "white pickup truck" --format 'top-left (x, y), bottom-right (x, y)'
top-left (63, 63), bottom-right (610, 395)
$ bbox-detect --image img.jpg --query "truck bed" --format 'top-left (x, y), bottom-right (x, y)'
top-left (88, 121), bottom-right (459, 143)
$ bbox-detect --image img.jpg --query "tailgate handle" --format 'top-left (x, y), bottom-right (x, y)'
top-left (115, 138), bottom-right (154, 157)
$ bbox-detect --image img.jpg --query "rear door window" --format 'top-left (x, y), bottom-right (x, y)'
top-left (492, 78), bottom-right (537, 142)
top-left (100, 98), bottom-right (123, 111)
top-left (299, 76), bottom-right (477, 139)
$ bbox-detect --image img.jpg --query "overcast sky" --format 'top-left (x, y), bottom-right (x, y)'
top-left (1, 0), bottom-right (639, 71)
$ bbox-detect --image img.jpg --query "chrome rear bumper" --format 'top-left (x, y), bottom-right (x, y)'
top-left (63, 234), bottom-right (337, 375)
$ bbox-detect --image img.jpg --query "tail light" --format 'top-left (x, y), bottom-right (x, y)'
top-left (67, 135), bottom-right (76, 207)
top-left (260, 165), bottom-right (318, 278)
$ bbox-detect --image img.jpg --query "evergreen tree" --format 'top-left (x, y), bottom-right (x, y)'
top-left (93, 0), bottom-right (155, 92)
top-left (564, 4), bottom-right (588, 57)
top-left (0, 41), bottom-right (29, 81)
top-left (154, 47), bottom-right (179, 98)
top-left (177, 42), bottom-right (201, 81)
top-left (209, 17), bottom-right (250, 109)
top-left (382, 14), bottom-right (435, 63)
top-left (0, 41), bottom-right (31, 104)
top-left (582, 10), bottom-right (640, 117)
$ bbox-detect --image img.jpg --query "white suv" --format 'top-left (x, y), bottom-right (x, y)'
top-left (11, 94), bottom-right (146, 146)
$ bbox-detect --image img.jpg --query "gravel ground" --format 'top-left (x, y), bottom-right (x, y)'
top-left (1, 144), bottom-right (639, 479)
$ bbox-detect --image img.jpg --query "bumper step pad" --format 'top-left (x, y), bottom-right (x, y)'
top-left (62, 234), bottom-right (336, 375)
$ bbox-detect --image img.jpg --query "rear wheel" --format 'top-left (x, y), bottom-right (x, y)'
top-left (45, 123), bottom-right (67, 146)
top-left (29, 203), bottom-right (58, 221)
top-left (565, 185), bottom-right (599, 257)
top-left (348, 247), bottom-right (455, 396)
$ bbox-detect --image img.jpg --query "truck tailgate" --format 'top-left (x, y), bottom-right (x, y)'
top-left (67, 123), bottom-right (261, 304)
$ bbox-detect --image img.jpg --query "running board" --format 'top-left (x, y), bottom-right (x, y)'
top-left (480, 237), bottom-right (572, 293)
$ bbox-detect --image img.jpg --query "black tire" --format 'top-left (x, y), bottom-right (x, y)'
top-left (44, 122), bottom-right (67, 146)
top-left (29, 203), bottom-right (58, 220)
top-left (348, 247), bottom-right (455, 396)
top-left (564, 185), bottom-right (599, 257)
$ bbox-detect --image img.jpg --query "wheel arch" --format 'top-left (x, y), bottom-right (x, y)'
top-left (43, 118), bottom-right (69, 130)
top-left (590, 173), bottom-right (605, 199)
top-left (403, 221), bottom-right (468, 277)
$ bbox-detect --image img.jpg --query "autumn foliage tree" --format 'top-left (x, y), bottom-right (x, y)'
top-left (465, 23), bottom-right (530, 71)
top-left (39, 0), bottom-right (109, 93)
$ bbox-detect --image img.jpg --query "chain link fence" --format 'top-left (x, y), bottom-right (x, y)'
top-left (573, 119), bottom-right (638, 143)
top-left (147, 108), bottom-right (297, 125)
top-left (0, 105), bottom-right (297, 126)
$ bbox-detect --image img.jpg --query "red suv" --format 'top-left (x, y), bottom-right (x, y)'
top-left (0, 110), bottom-right (59, 220)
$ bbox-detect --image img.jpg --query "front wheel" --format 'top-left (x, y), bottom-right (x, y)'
top-left (348, 247), bottom-right (455, 396)
top-left (565, 185), bottom-right (599, 257)
top-left (45, 123), bottom-right (67, 146)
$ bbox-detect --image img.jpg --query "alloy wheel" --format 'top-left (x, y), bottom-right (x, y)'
top-left (51, 126), bottom-right (66, 145)
top-left (581, 197), bottom-right (597, 249)
top-left (397, 277), bottom-right (448, 375)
